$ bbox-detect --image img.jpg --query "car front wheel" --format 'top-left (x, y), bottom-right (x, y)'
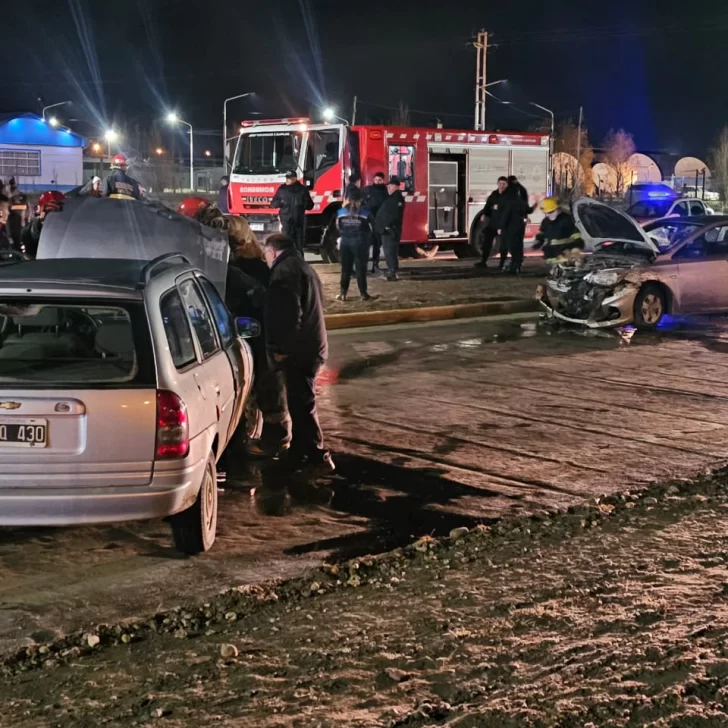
top-left (170, 454), bottom-right (218, 555)
top-left (634, 284), bottom-right (665, 330)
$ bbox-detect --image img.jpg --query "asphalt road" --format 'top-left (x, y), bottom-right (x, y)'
top-left (3, 312), bottom-right (728, 653)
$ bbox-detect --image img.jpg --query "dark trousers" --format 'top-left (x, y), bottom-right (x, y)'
top-left (381, 231), bottom-right (400, 276)
top-left (480, 227), bottom-right (498, 263)
top-left (340, 239), bottom-right (369, 296)
top-left (282, 217), bottom-right (305, 254)
top-left (283, 360), bottom-right (327, 461)
top-left (371, 230), bottom-right (382, 269)
top-left (508, 227), bottom-right (525, 270)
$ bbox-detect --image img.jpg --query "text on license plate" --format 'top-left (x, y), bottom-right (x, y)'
top-left (249, 223), bottom-right (265, 231)
top-left (0, 418), bottom-right (48, 447)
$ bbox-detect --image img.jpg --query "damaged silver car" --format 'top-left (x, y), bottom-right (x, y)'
top-left (537, 198), bottom-right (728, 330)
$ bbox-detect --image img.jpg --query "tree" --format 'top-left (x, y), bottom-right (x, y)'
top-left (553, 120), bottom-right (594, 198)
top-left (603, 128), bottom-right (636, 197)
top-left (709, 127), bottom-right (728, 203)
top-left (389, 101), bottom-right (410, 127)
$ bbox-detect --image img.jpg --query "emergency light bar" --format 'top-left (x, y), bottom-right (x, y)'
top-left (240, 117), bottom-right (310, 128)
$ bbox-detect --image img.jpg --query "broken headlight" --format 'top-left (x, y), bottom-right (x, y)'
top-left (584, 270), bottom-right (623, 287)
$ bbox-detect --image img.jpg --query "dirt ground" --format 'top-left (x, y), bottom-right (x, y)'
top-left (4, 474), bottom-right (728, 727)
top-left (318, 259), bottom-right (545, 314)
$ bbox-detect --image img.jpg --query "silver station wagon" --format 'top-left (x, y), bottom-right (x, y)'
top-left (0, 255), bottom-right (260, 554)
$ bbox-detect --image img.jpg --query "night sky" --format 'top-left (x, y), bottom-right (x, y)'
top-left (3, 0), bottom-right (727, 156)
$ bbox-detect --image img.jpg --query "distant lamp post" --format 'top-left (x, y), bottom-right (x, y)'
top-left (104, 128), bottom-right (119, 158)
top-left (322, 106), bottom-right (349, 125)
top-left (155, 147), bottom-right (164, 156)
top-left (91, 142), bottom-right (102, 154)
top-left (166, 112), bottom-right (194, 192)
top-left (42, 101), bottom-right (70, 123)
top-left (530, 102), bottom-right (555, 194)
top-left (48, 117), bottom-right (59, 128)
top-left (223, 91), bottom-right (254, 171)
top-left (204, 150), bottom-right (212, 158)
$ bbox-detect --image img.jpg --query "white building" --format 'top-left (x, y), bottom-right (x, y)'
top-left (0, 113), bottom-right (85, 191)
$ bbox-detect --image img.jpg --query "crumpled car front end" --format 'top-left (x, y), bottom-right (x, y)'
top-left (537, 256), bottom-right (644, 328)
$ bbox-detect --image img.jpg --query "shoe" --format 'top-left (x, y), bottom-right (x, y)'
top-left (385, 274), bottom-right (399, 282)
top-left (246, 438), bottom-right (291, 459)
top-left (474, 260), bottom-right (487, 269)
top-left (361, 293), bottom-right (373, 302)
top-left (335, 292), bottom-right (347, 302)
top-left (374, 270), bottom-right (388, 280)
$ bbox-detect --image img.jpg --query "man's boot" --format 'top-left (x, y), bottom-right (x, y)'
top-left (246, 422), bottom-right (291, 459)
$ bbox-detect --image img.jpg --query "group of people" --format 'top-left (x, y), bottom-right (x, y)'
top-left (177, 198), bottom-right (335, 481)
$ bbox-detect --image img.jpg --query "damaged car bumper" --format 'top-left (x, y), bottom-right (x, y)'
top-left (536, 281), bottom-right (639, 328)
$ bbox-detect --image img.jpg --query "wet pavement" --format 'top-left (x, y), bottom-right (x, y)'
top-left (3, 312), bottom-right (728, 652)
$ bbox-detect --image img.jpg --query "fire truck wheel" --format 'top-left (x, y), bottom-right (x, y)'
top-left (414, 244), bottom-right (440, 260)
top-left (469, 218), bottom-right (488, 259)
top-left (321, 224), bottom-right (340, 264)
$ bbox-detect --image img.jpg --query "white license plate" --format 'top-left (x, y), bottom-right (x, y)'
top-left (0, 418), bottom-right (48, 448)
top-left (249, 223), bottom-right (265, 231)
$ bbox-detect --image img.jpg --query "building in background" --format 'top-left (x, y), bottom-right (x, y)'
top-left (0, 113), bottom-right (85, 191)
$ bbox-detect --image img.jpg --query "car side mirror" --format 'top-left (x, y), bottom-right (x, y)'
top-left (235, 317), bottom-right (260, 339)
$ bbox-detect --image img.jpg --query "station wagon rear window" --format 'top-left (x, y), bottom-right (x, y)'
top-left (0, 299), bottom-right (155, 386)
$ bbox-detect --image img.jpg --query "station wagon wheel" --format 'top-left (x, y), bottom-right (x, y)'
top-left (169, 454), bottom-right (218, 555)
top-left (634, 284), bottom-right (666, 331)
top-left (243, 391), bottom-right (263, 441)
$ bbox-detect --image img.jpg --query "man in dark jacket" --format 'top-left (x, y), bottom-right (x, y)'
top-left (362, 171), bottom-right (388, 273)
top-left (475, 176), bottom-right (508, 269)
top-left (271, 171), bottom-right (314, 255)
top-left (498, 186), bottom-right (530, 275)
top-left (218, 175), bottom-right (230, 214)
top-left (0, 195), bottom-right (12, 252)
top-left (374, 176), bottom-right (405, 281)
top-left (263, 233), bottom-right (334, 475)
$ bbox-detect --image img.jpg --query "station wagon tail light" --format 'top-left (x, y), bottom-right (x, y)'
top-left (156, 390), bottom-right (189, 459)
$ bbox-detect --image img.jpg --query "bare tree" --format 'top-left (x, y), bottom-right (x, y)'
top-left (603, 128), bottom-right (636, 197)
top-left (553, 120), bottom-right (594, 198)
top-left (390, 101), bottom-right (410, 126)
top-left (709, 127), bottom-right (728, 204)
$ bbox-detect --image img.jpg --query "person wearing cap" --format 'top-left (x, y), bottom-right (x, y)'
top-left (335, 186), bottom-right (373, 302)
top-left (103, 154), bottom-right (142, 199)
top-left (218, 175), bottom-right (230, 214)
top-left (374, 176), bottom-right (405, 281)
top-left (271, 171), bottom-right (314, 255)
top-left (532, 197), bottom-right (584, 261)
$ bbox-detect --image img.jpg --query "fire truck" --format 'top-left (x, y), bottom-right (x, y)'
top-left (228, 117), bottom-right (550, 262)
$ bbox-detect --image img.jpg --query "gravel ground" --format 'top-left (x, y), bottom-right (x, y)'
top-left (4, 475), bottom-right (728, 727)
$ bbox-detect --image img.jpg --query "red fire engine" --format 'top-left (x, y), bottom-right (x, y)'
top-left (228, 118), bottom-right (550, 261)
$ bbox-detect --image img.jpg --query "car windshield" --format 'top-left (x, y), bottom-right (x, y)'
top-left (233, 132), bottom-right (302, 175)
top-left (0, 299), bottom-right (155, 386)
top-left (627, 200), bottom-right (674, 219)
top-left (644, 220), bottom-right (704, 252)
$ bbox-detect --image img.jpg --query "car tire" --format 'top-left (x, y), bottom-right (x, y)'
top-left (634, 284), bottom-right (666, 330)
top-left (469, 218), bottom-right (487, 259)
top-left (170, 454), bottom-right (218, 556)
top-left (242, 391), bottom-right (264, 441)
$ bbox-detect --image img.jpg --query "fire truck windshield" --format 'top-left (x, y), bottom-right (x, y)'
top-left (233, 132), bottom-right (302, 175)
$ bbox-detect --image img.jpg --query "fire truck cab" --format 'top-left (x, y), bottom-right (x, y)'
top-left (229, 118), bottom-right (550, 262)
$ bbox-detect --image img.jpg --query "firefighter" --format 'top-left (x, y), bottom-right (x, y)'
top-left (474, 176), bottom-right (508, 269)
top-left (271, 171), bottom-right (314, 255)
top-left (103, 154), bottom-right (142, 199)
top-left (374, 176), bottom-right (405, 282)
top-left (335, 187), bottom-right (373, 302)
top-left (19, 191), bottom-right (65, 259)
top-left (532, 197), bottom-right (585, 262)
top-left (362, 171), bottom-right (388, 274)
top-left (177, 196), bottom-right (211, 219)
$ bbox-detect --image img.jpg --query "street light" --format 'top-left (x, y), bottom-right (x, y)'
top-left (42, 101), bottom-right (70, 122)
top-left (204, 150), bottom-right (211, 157)
top-left (92, 142), bottom-right (102, 154)
top-left (155, 147), bottom-right (164, 156)
top-left (167, 112), bottom-right (194, 192)
top-left (322, 107), bottom-right (349, 125)
top-left (223, 92), bottom-right (254, 171)
top-left (104, 128), bottom-right (119, 158)
top-left (530, 102), bottom-right (555, 194)
top-left (48, 117), bottom-right (59, 127)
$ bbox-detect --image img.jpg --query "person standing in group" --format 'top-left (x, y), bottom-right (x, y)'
top-left (374, 176), bottom-right (405, 282)
top-left (103, 154), bottom-right (143, 199)
top-left (271, 171), bottom-right (314, 255)
top-left (335, 187), bottom-right (373, 302)
top-left (344, 173), bottom-right (361, 202)
top-left (6, 179), bottom-right (29, 251)
top-left (498, 185), bottom-right (530, 275)
top-left (0, 195), bottom-right (12, 251)
top-left (362, 171), bottom-right (388, 274)
top-left (263, 233), bottom-right (335, 476)
top-left (474, 176), bottom-right (508, 269)
top-left (218, 175), bottom-right (230, 214)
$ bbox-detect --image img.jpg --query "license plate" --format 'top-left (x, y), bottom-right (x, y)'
top-left (0, 418), bottom-right (48, 448)
top-left (249, 223), bottom-right (265, 231)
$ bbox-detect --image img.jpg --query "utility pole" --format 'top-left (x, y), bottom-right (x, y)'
top-left (474, 30), bottom-right (488, 131)
top-left (352, 96), bottom-right (358, 126)
top-left (575, 106), bottom-right (583, 194)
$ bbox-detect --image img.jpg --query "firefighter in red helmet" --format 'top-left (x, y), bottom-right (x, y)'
top-left (19, 190), bottom-right (66, 259)
top-left (103, 153), bottom-right (142, 200)
top-left (177, 196), bottom-right (210, 219)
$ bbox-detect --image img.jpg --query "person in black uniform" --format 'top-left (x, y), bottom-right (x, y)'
top-left (362, 171), bottom-right (388, 274)
top-left (335, 187), bottom-right (373, 301)
top-left (103, 154), bottom-right (142, 199)
top-left (263, 233), bottom-right (334, 476)
top-left (0, 195), bottom-right (12, 252)
top-left (374, 176), bottom-right (405, 282)
top-left (7, 180), bottom-right (29, 251)
top-left (271, 171), bottom-right (314, 255)
top-left (498, 186), bottom-right (530, 275)
top-left (474, 176), bottom-right (508, 269)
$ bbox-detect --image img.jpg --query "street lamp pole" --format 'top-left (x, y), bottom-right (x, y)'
top-left (167, 114), bottom-right (194, 191)
top-left (42, 101), bottom-right (70, 121)
top-left (223, 92), bottom-right (254, 171)
top-left (531, 102), bottom-right (555, 195)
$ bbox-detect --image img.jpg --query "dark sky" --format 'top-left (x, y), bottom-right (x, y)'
top-left (3, 0), bottom-right (728, 156)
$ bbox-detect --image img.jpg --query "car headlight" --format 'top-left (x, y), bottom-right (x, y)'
top-left (585, 270), bottom-right (623, 287)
